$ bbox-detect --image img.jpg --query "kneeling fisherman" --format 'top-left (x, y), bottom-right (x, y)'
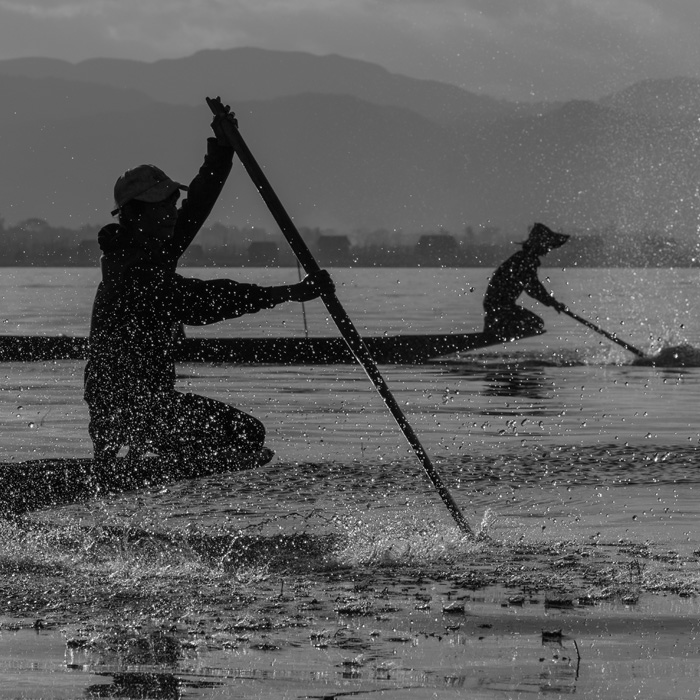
top-left (84, 100), bottom-right (333, 466)
top-left (483, 222), bottom-right (568, 339)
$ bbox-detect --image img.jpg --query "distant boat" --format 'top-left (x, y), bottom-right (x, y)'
top-left (0, 330), bottom-right (540, 365)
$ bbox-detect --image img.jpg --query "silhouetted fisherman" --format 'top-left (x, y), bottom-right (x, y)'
top-left (84, 98), bottom-right (333, 467)
top-left (483, 222), bottom-right (569, 339)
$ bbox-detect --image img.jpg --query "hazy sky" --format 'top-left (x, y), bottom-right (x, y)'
top-left (0, 0), bottom-right (699, 101)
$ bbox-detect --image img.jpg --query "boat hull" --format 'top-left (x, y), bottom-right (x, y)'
top-left (0, 453), bottom-right (267, 516)
top-left (0, 331), bottom-right (537, 365)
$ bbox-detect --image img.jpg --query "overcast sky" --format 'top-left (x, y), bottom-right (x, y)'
top-left (0, 0), bottom-right (698, 101)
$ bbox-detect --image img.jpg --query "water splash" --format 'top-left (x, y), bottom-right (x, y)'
top-left (333, 511), bottom-right (484, 568)
top-left (633, 343), bottom-right (700, 367)
top-left (444, 342), bottom-right (700, 369)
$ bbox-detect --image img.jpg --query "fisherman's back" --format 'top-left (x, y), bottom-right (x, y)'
top-left (84, 260), bottom-right (180, 417)
top-left (484, 249), bottom-right (541, 308)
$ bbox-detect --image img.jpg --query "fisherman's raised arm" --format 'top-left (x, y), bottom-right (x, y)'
top-left (165, 100), bottom-right (238, 260)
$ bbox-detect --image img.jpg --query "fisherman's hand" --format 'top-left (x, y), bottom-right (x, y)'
top-left (209, 96), bottom-right (238, 146)
top-left (289, 269), bottom-right (335, 302)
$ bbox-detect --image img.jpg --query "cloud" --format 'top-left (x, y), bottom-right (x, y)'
top-left (0, 0), bottom-right (699, 100)
top-left (0, 0), bottom-right (103, 18)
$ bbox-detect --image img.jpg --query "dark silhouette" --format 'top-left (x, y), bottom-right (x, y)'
top-left (483, 223), bottom-right (569, 339)
top-left (83, 99), bottom-right (333, 467)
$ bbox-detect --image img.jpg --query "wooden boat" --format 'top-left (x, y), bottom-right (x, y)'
top-left (0, 451), bottom-right (271, 516)
top-left (0, 330), bottom-right (539, 365)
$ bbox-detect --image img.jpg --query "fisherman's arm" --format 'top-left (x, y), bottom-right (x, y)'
top-left (525, 277), bottom-right (551, 303)
top-left (517, 256), bottom-right (553, 306)
top-left (525, 276), bottom-right (565, 311)
top-left (167, 105), bottom-right (237, 259)
top-left (173, 270), bottom-right (335, 326)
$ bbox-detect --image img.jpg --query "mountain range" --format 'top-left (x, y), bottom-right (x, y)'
top-left (0, 47), bottom-right (699, 245)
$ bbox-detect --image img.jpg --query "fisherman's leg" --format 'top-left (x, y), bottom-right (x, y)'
top-left (484, 303), bottom-right (518, 339)
top-left (92, 408), bottom-right (156, 469)
top-left (86, 407), bottom-right (147, 488)
top-left (483, 303), bottom-right (500, 335)
top-left (483, 315), bottom-right (502, 335)
top-left (155, 391), bottom-right (266, 459)
top-left (486, 306), bottom-right (544, 340)
top-left (513, 308), bottom-right (545, 335)
top-left (88, 408), bottom-right (123, 466)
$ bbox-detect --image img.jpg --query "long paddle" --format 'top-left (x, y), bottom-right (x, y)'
top-left (206, 97), bottom-right (473, 538)
top-left (560, 306), bottom-right (646, 358)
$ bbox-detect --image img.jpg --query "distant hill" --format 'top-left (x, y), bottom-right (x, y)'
top-left (0, 47), bottom-right (510, 126)
top-left (0, 93), bottom-right (468, 233)
top-left (0, 48), bottom-right (698, 247)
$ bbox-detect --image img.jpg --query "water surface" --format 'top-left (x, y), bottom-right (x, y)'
top-left (1, 266), bottom-right (699, 698)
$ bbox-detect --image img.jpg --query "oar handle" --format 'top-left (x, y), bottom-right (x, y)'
top-left (206, 97), bottom-right (473, 537)
top-left (561, 306), bottom-right (645, 357)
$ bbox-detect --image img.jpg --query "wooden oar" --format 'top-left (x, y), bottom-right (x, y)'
top-left (561, 306), bottom-right (646, 358)
top-left (207, 96), bottom-right (473, 537)
top-left (295, 259), bottom-right (310, 339)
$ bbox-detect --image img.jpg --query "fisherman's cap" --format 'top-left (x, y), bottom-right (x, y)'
top-left (520, 222), bottom-right (569, 249)
top-left (111, 164), bottom-right (188, 216)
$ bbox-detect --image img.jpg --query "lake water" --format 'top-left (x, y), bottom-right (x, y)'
top-left (1, 266), bottom-right (700, 698)
top-left (2, 266), bottom-right (700, 540)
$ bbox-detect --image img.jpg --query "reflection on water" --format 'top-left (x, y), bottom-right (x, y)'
top-left (84, 673), bottom-right (192, 699)
top-left (435, 361), bottom-right (554, 401)
top-left (13, 576), bottom-right (700, 699)
top-left (483, 368), bottom-right (551, 400)
top-left (76, 639), bottom-right (582, 699)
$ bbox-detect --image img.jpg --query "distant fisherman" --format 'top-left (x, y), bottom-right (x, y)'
top-left (483, 222), bottom-right (569, 339)
top-left (84, 98), bottom-right (334, 469)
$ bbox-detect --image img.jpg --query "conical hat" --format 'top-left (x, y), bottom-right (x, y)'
top-left (520, 222), bottom-right (569, 249)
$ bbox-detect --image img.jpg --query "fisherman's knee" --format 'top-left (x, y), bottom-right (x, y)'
top-left (240, 415), bottom-right (265, 452)
top-left (222, 409), bottom-right (265, 452)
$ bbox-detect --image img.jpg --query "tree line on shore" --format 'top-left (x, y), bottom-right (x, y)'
top-left (0, 218), bottom-right (697, 268)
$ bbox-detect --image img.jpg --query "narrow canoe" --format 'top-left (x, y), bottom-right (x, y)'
top-left (0, 451), bottom-right (270, 516)
top-left (0, 330), bottom-right (539, 365)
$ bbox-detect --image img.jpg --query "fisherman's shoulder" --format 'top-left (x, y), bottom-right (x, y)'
top-left (512, 248), bottom-right (540, 266)
top-left (493, 249), bottom-right (526, 271)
